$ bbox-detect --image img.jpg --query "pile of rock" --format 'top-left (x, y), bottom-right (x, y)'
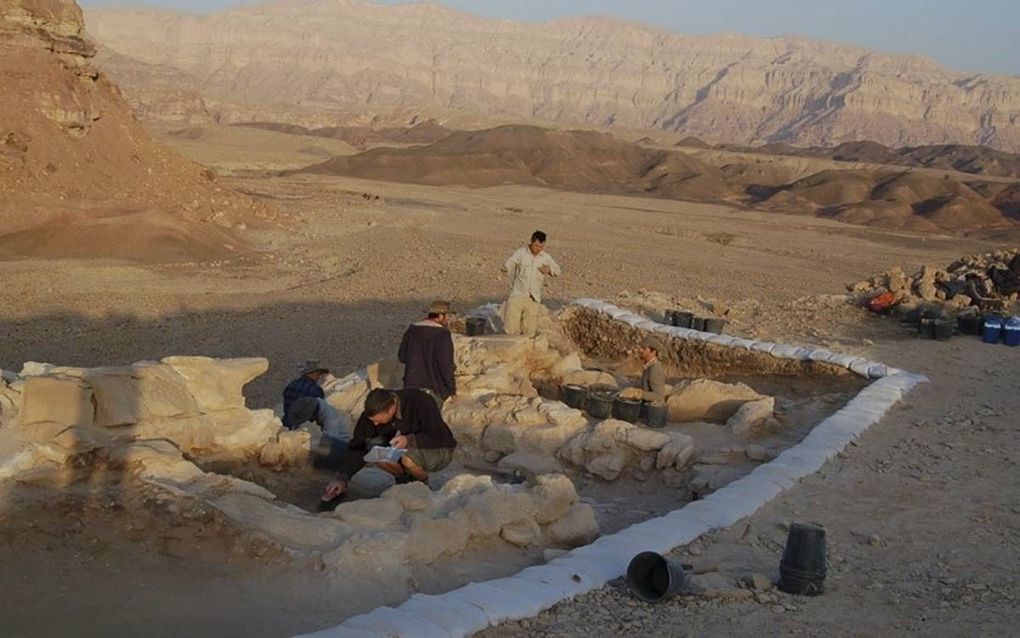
top-left (848, 248), bottom-right (1020, 312)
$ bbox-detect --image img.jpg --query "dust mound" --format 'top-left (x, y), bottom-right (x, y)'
top-left (299, 124), bottom-right (735, 199)
top-left (0, 0), bottom-right (269, 263)
top-left (676, 136), bottom-right (711, 149)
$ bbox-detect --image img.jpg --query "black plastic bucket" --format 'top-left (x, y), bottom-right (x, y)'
top-left (933, 319), bottom-right (954, 341)
top-left (778, 522), bottom-right (827, 596)
top-left (670, 311), bottom-right (694, 328)
top-left (691, 317), bottom-right (706, 332)
top-left (641, 402), bottom-right (668, 428)
top-left (626, 551), bottom-right (689, 603)
top-left (586, 389), bottom-right (614, 419)
top-left (918, 317), bottom-right (936, 339)
top-left (957, 313), bottom-right (982, 336)
top-left (562, 384), bottom-right (588, 410)
top-left (465, 317), bottom-right (487, 337)
top-left (612, 396), bottom-right (642, 423)
top-left (703, 318), bottom-right (726, 334)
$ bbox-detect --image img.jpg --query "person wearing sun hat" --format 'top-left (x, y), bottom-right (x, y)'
top-left (618, 337), bottom-right (667, 405)
top-left (398, 300), bottom-right (457, 408)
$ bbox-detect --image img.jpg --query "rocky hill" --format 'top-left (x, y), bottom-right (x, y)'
top-left (296, 125), bottom-right (1019, 236)
top-left (0, 0), bottom-right (270, 262)
top-left (84, 0), bottom-right (1020, 152)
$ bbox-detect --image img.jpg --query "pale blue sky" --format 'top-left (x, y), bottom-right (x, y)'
top-left (79, 0), bottom-right (1020, 76)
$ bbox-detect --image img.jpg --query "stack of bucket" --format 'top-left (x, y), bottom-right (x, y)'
top-left (983, 315), bottom-right (1020, 346)
top-left (666, 309), bottom-right (725, 335)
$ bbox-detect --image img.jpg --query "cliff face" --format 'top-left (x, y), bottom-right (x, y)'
top-left (0, 0), bottom-right (269, 261)
top-left (84, 0), bottom-right (1020, 151)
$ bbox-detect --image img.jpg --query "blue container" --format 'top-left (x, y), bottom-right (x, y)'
top-left (1005, 317), bottom-right (1020, 347)
top-left (983, 315), bottom-right (1003, 344)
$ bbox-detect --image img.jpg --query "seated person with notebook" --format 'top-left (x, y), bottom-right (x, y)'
top-left (321, 388), bottom-right (458, 502)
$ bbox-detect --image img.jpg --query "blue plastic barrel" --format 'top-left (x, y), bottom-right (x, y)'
top-left (1005, 317), bottom-right (1020, 347)
top-left (983, 315), bottom-right (1003, 344)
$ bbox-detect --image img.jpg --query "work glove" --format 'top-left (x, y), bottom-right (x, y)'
top-left (618, 387), bottom-right (643, 400)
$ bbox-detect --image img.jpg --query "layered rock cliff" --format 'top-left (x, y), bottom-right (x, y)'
top-left (84, 0), bottom-right (1020, 151)
top-left (0, 0), bottom-right (270, 261)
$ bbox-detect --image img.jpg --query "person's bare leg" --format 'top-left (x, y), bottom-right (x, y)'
top-left (400, 455), bottom-right (428, 481)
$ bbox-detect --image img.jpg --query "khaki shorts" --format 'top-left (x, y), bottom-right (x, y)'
top-left (404, 446), bottom-right (454, 473)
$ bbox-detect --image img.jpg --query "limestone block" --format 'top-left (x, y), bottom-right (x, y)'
top-left (455, 489), bottom-right (539, 537)
top-left (381, 481), bottom-right (435, 512)
top-left (162, 356), bottom-right (268, 412)
top-left (546, 503), bottom-right (600, 546)
top-left (538, 402), bottom-right (588, 429)
top-left (481, 423), bottom-right (519, 454)
top-left (549, 353), bottom-right (583, 379)
top-left (437, 473), bottom-right (495, 501)
top-left (322, 531), bottom-right (410, 579)
top-left (406, 515), bottom-right (472, 563)
top-left (0, 444), bottom-right (72, 481)
top-left (517, 421), bottom-right (589, 455)
top-left (208, 408), bottom-right (281, 456)
top-left (656, 433), bottom-right (696, 470)
top-left (334, 497), bottom-right (405, 530)
top-left (727, 397), bottom-right (776, 441)
top-left (20, 375), bottom-right (94, 429)
top-left (617, 425), bottom-right (671, 452)
top-left (366, 359), bottom-right (404, 389)
top-left (497, 452), bottom-right (563, 477)
top-left (131, 415), bottom-right (216, 453)
top-left (259, 429), bottom-right (311, 468)
top-left (0, 376), bottom-right (21, 427)
top-left (688, 464), bottom-right (747, 495)
top-left (326, 378), bottom-right (370, 415)
top-left (562, 369), bottom-right (618, 388)
top-left (215, 492), bottom-right (354, 552)
top-left (532, 474), bottom-right (580, 524)
top-left (501, 518), bottom-right (542, 547)
top-left (88, 363), bottom-right (200, 427)
top-left (53, 426), bottom-right (108, 454)
top-left (666, 380), bottom-right (766, 423)
top-left (510, 406), bottom-right (547, 426)
top-left (585, 450), bottom-right (630, 481)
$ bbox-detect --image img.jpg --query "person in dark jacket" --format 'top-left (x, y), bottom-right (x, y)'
top-left (398, 300), bottom-right (456, 406)
top-left (321, 388), bottom-right (457, 501)
top-left (282, 361), bottom-right (328, 430)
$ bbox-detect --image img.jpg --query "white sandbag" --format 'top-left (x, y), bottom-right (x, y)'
top-left (450, 582), bottom-right (529, 626)
top-left (548, 552), bottom-right (627, 584)
top-left (341, 608), bottom-right (449, 638)
top-left (749, 341), bottom-right (778, 354)
top-left (616, 313), bottom-right (645, 326)
top-left (745, 463), bottom-right (800, 490)
top-left (482, 576), bottom-right (564, 621)
top-left (726, 337), bottom-right (756, 350)
top-left (398, 594), bottom-right (491, 637)
top-left (294, 626), bottom-right (379, 638)
top-left (606, 307), bottom-right (631, 320)
top-left (768, 344), bottom-right (801, 360)
top-left (866, 363), bottom-right (891, 379)
top-left (650, 324), bottom-right (675, 335)
top-left (667, 327), bottom-right (698, 339)
top-left (513, 565), bottom-right (593, 599)
top-left (705, 335), bottom-right (738, 347)
top-left (633, 320), bottom-right (658, 332)
top-left (848, 358), bottom-right (879, 378)
top-left (698, 490), bottom-right (764, 525)
top-left (715, 474), bottom-right (785, 505)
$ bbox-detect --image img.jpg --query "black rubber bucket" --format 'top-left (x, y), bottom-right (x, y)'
top-left (612, 396), bottom-right (642, 423)
top-left (465, 317), bottom-right (487, 337)
top-left (778, 522), bottom-right (827, 596)
top-left (691, 317), bottom-right (707, 332)
top-left (586, 389), bottom-right (614, 419)
top-left (626, 551), bottom-right (689, 603)
top-left (933, 319), bottom-right (954, 341)
top-left (918, 317), bottom-right (936, 339)
top-left (957, 314), bottom-right (982, 336)
top-left (562, 384), bottom-right (588, 410)
top-left (670, 311), bottom-right (694, 328)
top-left (703, 318), bottom-right (726, 334)
top-left (641, 402), bottom-right (668, 428)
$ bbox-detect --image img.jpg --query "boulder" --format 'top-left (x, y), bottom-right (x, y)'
top-left (666, 380), bottom-right (766, 422)
top-left (213, 493), bottom-right (353, 553)
top-left (381, 481), bottom-right (435, 512)
top-left (532, 474), bottom-right (580, 524)
top-left (562, 369), bottom-right (618, 389)
top-left (585, 450), bottom-right (630, 481)
top-left (548, 353), bottom-right (583, 379)
top-left (501, 518), bottom-right (542, 547)
top-left (333, 497), bottom-right (405, 530)
top-left (405, 515), bottom-right (472, 563)
top-left (497, 452), bottom-right (563, 477)
top-left (454, 488), bottom-right (538, 537)
top-left (20, 375), bottom-right (94, 431)
top-left (258, 429), bottom-right (312, 468)
top-left (685, 573), bottom-right (753, 600)
top-left (617, 425), bottom-right (671, 452)
top-left (130, 415), bottom-right (217, 453)
top-left (546, 503), bottom-right (600, 546)
top-left (88, 363), bottom-right (200, 427)
top-left (656, 432), bottom-right (696, 470)
top-left (322, 530), bottom-right (410, 579)
top-left (727, 397), bottom-right (776, 440)
top-left (162, 356), bottom-right (268, 412)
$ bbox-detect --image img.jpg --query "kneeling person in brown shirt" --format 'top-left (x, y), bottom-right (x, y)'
top-left (322, 388), bottom-right (457, 501)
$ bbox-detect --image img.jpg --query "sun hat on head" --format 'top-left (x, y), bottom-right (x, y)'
top-left (640, 336), bottom-right (663, 353)
top-left (427, 300), bottom-right (452, 315)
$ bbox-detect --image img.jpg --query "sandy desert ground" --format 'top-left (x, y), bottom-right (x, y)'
top-left (1, 124), bottom-right (1017, 637)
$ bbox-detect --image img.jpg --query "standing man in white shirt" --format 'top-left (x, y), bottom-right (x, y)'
top-left (502, 230), bottom-right (562, 337)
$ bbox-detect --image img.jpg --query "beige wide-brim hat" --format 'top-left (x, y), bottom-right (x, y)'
top-left (427, 300), bottom-right (453, 315)
top-left (301, 359), bottom-right (329, 375)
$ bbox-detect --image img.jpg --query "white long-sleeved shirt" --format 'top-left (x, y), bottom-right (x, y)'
top-left (504, 247), bottom-right (561, 303)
